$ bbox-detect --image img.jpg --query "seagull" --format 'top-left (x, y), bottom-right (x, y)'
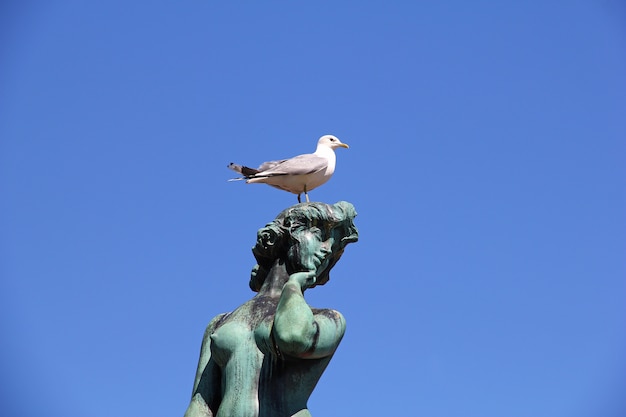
top-left (228, 135), bottom-right (349, 203)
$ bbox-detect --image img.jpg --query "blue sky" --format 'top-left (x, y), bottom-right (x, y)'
top-left (1, 1), bottom-right (625, 416)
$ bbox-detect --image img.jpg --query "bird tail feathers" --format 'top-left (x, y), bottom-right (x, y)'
top-left (227, 162), bottom-right (260, 179)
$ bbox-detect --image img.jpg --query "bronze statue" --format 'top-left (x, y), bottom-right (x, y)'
top-left (184, 201), bottom-right (358, 417)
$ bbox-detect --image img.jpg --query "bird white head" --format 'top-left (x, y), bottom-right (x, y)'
top-left (317, 135), bottom-right (349, 150)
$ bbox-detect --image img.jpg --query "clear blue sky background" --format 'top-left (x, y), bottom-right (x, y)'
top-left (1, 1), bottom-right (625, 416)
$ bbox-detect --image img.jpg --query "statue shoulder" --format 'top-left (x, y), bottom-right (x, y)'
top-left (203, 312), bottom-right (230, 336)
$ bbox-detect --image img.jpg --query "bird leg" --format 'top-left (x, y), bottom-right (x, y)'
top-left (297, 193), bottom-right (302, 203)
top-left (304, 185), bottom-right (309, 202)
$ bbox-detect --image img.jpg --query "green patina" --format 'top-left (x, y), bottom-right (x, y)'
top-left (184, 202), bottom-right (358, 417)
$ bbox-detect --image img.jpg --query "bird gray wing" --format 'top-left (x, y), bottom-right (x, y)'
top-left (257, 159), bottom-right (288, 171)
top-left (255, 154), bottom-right (327, 177)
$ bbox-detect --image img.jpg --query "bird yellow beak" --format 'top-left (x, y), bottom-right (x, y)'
top-left (339, 143), bottom-right (349, 149)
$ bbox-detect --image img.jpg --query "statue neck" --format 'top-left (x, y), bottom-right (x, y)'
top-left (257, 259), bottom-right (290, 298)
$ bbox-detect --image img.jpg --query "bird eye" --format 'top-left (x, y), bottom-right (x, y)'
top-left (330, 137), bottom-right (336, 141)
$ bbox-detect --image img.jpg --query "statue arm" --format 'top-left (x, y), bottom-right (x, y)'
top-left (273, 272), bottom-right (346, 359)
top-left (184, 313), bottom-right (225, 417)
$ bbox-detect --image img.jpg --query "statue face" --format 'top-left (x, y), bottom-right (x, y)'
top-left (289, 229), bottom-right (313, 272)
top-left (287, 226), bottom-right (335, 281)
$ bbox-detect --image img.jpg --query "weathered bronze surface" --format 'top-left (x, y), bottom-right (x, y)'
top-left (184, 202), bottom-right (358, 417)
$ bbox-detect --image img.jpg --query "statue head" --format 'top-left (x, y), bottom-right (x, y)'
top-left (249, 201), bottom-right (358, 291)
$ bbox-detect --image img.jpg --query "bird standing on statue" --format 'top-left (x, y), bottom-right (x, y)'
top-left (228, 134), bottom-right (349, 202)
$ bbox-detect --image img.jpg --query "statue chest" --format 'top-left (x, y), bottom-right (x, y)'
top-left (209, 316), bottom-right (276, 367)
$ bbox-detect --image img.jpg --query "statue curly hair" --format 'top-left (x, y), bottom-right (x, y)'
top-left (249, 201), bottom-right (358, 291)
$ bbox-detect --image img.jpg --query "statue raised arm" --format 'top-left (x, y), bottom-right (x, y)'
top-left (184, 201), bottom-right (358, 417)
